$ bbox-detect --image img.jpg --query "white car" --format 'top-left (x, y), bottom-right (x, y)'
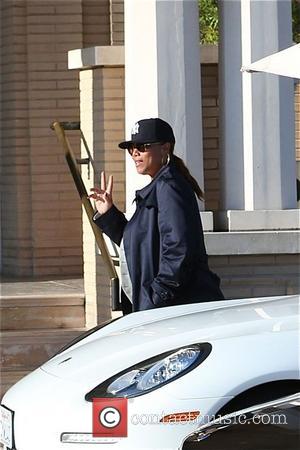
top-left (1, 295), bottom-right (299, 450)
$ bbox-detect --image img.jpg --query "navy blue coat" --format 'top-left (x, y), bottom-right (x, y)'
top-left (94, 162), bottom-right (224, 312)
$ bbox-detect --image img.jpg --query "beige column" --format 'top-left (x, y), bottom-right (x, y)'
top-left (70, 47), bottom-right (125, 325)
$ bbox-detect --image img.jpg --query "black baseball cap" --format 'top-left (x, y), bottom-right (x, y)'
top-left (119, 118), bottom-right (175, 149)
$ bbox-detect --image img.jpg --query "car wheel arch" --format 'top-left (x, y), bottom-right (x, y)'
top-left (215, 379), bottom-right (300, 416)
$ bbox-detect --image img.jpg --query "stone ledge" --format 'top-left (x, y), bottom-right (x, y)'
top-left (68, 44), bottom-right (218, 70)
top-left (68, 46), bottom-right (125, 70)
top-left (204, 230), bottom-right (300, 255)
top-left (216, 209), bottom-right (300, 231)
top-left (0, 294), bottom-right (84, 308)
top-left (0, 328), bottom-right (87, 342)
top-left (200, 44), bottom-right (218, 64)
top-left (99, 230), bottom-right (299, 258)
top-left (200, 211), bottom-right (213, 231)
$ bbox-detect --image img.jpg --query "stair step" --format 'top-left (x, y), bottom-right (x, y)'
top-left (0, 328), bottom-right (87, 371)
top-left (0, 294), bottom-right (85, 330)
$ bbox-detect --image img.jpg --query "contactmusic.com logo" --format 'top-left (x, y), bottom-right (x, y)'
top-left (92, 398), bottom-right (202, 437)
top-left (92, 397), bottom-right (289, 438)
top-left (93, 398), bottom-right (128, 437)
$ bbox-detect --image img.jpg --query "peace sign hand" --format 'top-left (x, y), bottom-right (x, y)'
top-left (88, 171), bottom-right (113, 216)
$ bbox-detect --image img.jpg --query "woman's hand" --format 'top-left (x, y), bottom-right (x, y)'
top-left (88, 171), bottom-right (113, 216)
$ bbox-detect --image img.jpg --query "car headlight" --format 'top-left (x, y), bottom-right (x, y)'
top-left (85, 343), bottom-right (211, 400)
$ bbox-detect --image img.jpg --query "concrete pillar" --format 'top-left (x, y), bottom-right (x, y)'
top-left (69, 46), bottom-right (125, 324)
top-left (79, 69), bottom-right (111, 327)
top-left (124, 0), bottom-right (212, 227)
top-left (219, 0), bottom-right (298, 230)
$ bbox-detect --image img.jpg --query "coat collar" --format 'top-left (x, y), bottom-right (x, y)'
top-left (135, 162), bottom-right (173, 201)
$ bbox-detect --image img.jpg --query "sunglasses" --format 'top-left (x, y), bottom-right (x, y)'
top-left (127, 142), bottom-right (164, 155)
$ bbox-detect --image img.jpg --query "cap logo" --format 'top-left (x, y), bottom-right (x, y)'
top-left (131, 122), bottom-right (139, 135)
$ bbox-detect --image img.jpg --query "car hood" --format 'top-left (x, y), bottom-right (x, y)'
top-left (41, 295), bottom-right (298, 387)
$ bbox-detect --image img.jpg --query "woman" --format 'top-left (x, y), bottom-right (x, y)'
top-left (90, 118), bottom-right (224, 313)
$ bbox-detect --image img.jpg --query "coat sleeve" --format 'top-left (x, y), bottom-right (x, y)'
top-left (93, 205), bottom-right (128, 246)
top-left (150, 180), bottom-right (200, 307)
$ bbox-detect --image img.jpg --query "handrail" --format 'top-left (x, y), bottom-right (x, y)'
top-left (51, 121), bottom-right (121, 311)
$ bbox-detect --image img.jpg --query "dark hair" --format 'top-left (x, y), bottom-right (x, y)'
top-left (169, 144), bottom-right (204, 200)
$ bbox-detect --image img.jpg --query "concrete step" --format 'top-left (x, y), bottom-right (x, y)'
top-left (0, 294), bottom-right (85, 330)
top-left (0, 328), bottom-right (87, 371)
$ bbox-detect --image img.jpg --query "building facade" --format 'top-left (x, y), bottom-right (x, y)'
top-left (1, 0), bottom-right (299, 326)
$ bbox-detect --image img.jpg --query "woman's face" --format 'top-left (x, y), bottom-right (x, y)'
top-left (129, 143), bottom-right (170, 178)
